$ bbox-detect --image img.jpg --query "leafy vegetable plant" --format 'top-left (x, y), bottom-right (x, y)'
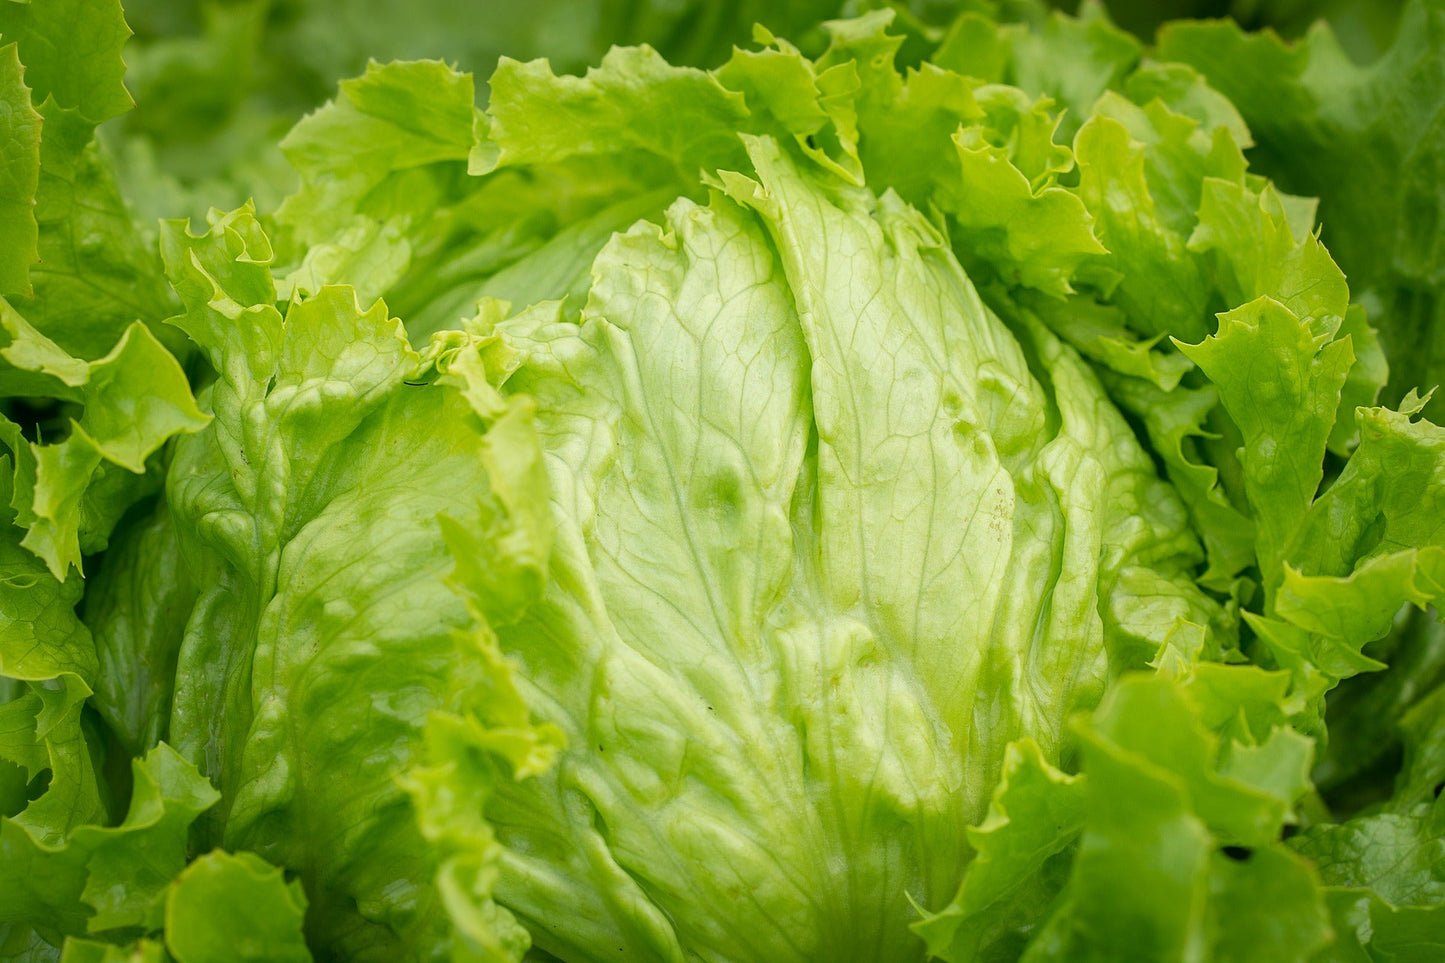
top-left (1, 0), bottom-right (1442, 960)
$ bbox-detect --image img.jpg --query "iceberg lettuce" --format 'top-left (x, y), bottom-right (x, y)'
top-left (1, 1), bottom-right (1443, 961)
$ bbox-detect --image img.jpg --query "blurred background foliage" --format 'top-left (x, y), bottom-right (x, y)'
top-left (111, 0), bottom-right (1408, 215)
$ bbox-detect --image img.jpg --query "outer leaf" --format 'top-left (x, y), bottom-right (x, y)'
top-left (0, 44), bottom-right (40, 296)
top-left (0, 678), bottom-right (108, 937)
top-left (914, 740), bottom-right (1085, 963)
top-left (1100, 373), bottom-right (1256, 586)
top-left (1018, 291), bottom-right (1193, 391)
top-left (1087, 674), bottom-right (1313, 848)
top-left (934, 2), bottom-right (1141, 141)
top-left (82, 500), bottom-right (196, 757)
top-left (1331, 304), bottom-right (1388, 453)
top-left (818, 12), bottom-right (1106, 297)
top-left (1122, 61), bottom-right (1252, 153)
top-left (477, 47), bottom-right (747, 178)
top-left (0, 506), bottom-right (95, 686)
top-left (0, 735), bottom-right (221, 947)
top-left (1187, 178), bottom-right (1349, 334)
top-left (1397, 680), bottom-right (1445, 808)
top-left (0, 297), bottom-right (88, 398)
top-left (0, 0), bottom-right (132, 124)
top-left (1025, 673), bottom-right (1330, 963)
top-left (1276, 551), bottom-right (1445, 661)
top-left (1291, 406), bottom-right (1445, 581)
top-left (1073, 103), bottom-right (1212, 344)
top-left (25, 102), bottom-right (182, 362)
top-left (1160, 0), bottom-right (1445, 420)
top-left (278, 59), bottom-right (477, 247)
top-left (158, 208), bottom-right (554, 959)
top-left (25, 324), bottom-right (207, 577)
top-left (1177, 296), bottom-right (1352, 594)
top-left (163, 851), bottom-right (309, 963)
top-left (0, 314), bottom-right (208, 579)
top-left (945, 87), bottom-right (1106, 296)
top-left (1312, 607), bottom-right (1445, 804)
top-left (1291, 810), bottom-right (1445, 909)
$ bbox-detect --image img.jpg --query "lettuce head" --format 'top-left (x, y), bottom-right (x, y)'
top-left (1, 1), bottom-right (1443, 961)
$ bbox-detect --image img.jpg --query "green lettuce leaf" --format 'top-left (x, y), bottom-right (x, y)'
top-left (149, 205), bottom-right (557, 958)
top-left (0, 42), bottom-right (41, 296)
top-left (817, 11), bottom-right (1108, 297)
top-left (913, 739), bottom-right (1085, 962)
top-left (0, 488), bottom-right (95, 688)
top-left (1176, 296), bottom-right (1351, 596)
top-left (0, 0), bottom-right (181, 362)
top-left (109, 0), bottom-right (850, 249)
top-left (1183, 285), bottom-right (1445, 719)
top-left (278, 60), bottom-right (477, 250)
top-left (0, 713), bottom-right (214, 946)
top-left (934, 1), bottom-right (1142, 141)
top-left (83, 499), bottom-right (196, 758)
top-left (1159, 0), bottom-right (1445, 422)
top-left (0, 307), bottom-right (208, 579)
top-left (1013, 671), bottom-right (1329, 963)
top-left (1312, 607), bottom-right (1445, 808)
top-left (0, 0), bottom-right (132, 126)
top-left (161, 851), bottom-right (310, 963)
top-left (54, 849), bottom-right (312, 963)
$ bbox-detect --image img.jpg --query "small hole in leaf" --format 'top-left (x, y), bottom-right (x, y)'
top-left (1433, 781), bottom-right (1443, 799)
top-left (804, 134), bottom-right (817, 149)
top-left (1222, 846), bottom-right (1254, 862)
top-left (1280, 824), bottom-right (1300, 841)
